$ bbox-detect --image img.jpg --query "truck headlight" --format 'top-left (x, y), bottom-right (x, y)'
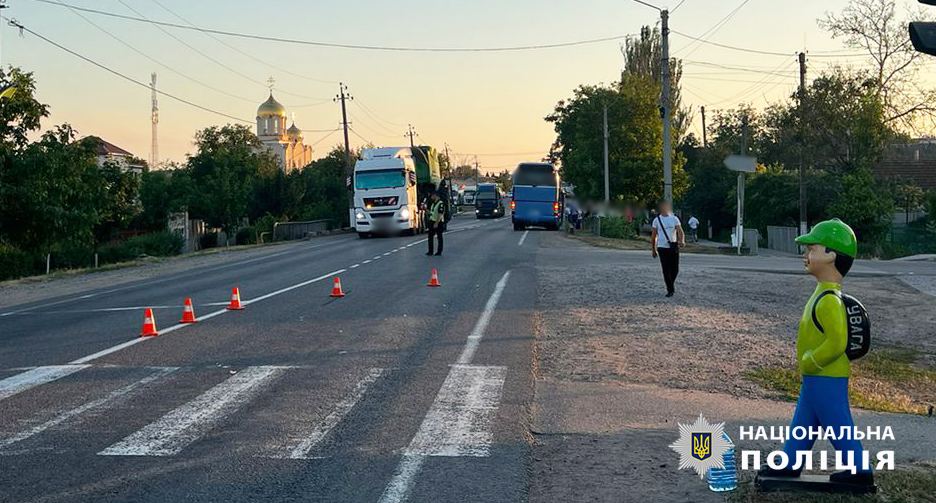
top-left (355, 211), bottom-right (365, 220)
top-left (399, 207), bottom-right (410, 219)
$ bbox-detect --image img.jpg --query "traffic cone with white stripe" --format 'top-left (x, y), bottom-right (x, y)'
top-left (140, 308), bottom-right (158, 337)
top-left (330, 277), bottom-right (346, 298)
top-left (180, 297), bottom-right (197, 323)
top-left (227, 287), bottom-right (245, 310)
top-left (427, 268), bottom-right (441, 287)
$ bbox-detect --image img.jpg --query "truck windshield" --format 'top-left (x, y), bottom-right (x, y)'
top-left (356, 169), bottom-right (405, 190)
top-left (476, 190), bottom-right (497, 200)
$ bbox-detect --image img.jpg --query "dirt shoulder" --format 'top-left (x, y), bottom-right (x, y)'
top-left (530, 233), bottom-right (936, 502)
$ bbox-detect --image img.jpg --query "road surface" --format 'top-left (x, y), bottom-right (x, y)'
top-left (0, 215), bottom-right (536, 502)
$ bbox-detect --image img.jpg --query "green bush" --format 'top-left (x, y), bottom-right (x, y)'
top-left (599, 216), bottom-right (638, 239)
top-left (236, 226), bottom-right (257, 245)
top-left (0, 243), bottom-right (37, 280)
top-left (97, 231), bottom-right (183, 264)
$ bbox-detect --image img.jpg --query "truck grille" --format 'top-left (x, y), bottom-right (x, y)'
top-left (364, 196), bottom-right (398, 208)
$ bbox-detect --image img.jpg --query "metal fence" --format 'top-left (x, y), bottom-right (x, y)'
top-left (273, 220), bottom-right (330, 241)
top-left (767, 226), bottom-right (799, 254)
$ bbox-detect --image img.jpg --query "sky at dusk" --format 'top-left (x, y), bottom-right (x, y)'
top-left (1, 0), bottom-right (906, 172)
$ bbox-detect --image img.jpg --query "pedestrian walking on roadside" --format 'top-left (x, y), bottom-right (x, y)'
top-left (687, 214), bottom-right (700, 243)
top-left (650, 200), bottom-right (685, 297)
top-left (427, 191), bottom-right (445, 256)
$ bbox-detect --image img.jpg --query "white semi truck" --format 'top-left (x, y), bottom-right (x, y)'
top-left (352, 146), bottom-right (441, 238)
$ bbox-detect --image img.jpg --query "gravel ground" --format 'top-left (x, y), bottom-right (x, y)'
top-left (536, 261), bottom-right (936, 400)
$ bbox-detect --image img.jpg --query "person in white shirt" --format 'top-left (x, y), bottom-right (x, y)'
top-left (687, 215), bottom-right (700, 243)
top-left (651, 201), bottom-right (686, 297)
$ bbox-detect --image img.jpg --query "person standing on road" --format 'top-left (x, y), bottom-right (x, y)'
top-left (427, 191), bottom-right (445, 256)
top-left (650, 201), bottom-right (685, 297)
top-left (687, 215), bottom-right (700, 243)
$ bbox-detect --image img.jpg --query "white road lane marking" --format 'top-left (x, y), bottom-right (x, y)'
top-left (68, 269), bottom-right (345, 365)
top-left (0, 367), bottom-right (177, 451)
top-left (378, 453), bottom-right (426, 503)
top-left (518, 230), bottom-right (529, 246)
top-left (0, 365), bottom-right (91, 402)
top-left (407, 365), bottom-right (506, 457)
top-left (457, 271), bottom-right (510, 365)
top-left (378, 366), bottom-right (507, 503)
top-left (363, 259), bottom-right (372, 264)
top-left (349, 264), bottom-right (360, 269)
top-left (277, 368), bottom-right (387, 460)
top-left (379, 271), bottom-right (512, 503)
top-left (99, 366), bottom-right (285, 457)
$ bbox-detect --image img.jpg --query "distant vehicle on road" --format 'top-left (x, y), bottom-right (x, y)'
top-left (474, 183), bottom-right (505, 218)
top-left (511, 162), bottom-right (562, 231)
top-left (352, 146), bottom-right (440, 238)
top-left (462, 187), bottom-right (477, 205)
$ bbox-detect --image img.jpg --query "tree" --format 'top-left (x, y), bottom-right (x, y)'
top-left (293, 145), bottom-right (356, 226)
top-left (0, 125), bottom-right (105, 255)
top-left (94, 158), bottom-right (142, 243)
top-left (820, 0), bottom-right (936, 131)
top-left (137, 166), bottom-right (192, 231)
top-left (0, 67), bottom-right (49, 150)
top-left (622, 25), bottom-right (690, 141)
top-left (185, 124), bottom-right (278, 236)
top-left (547, 77), bottom-right (687, 205)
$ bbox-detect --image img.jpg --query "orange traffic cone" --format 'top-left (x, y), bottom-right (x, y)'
top-left (180, 297), bottom-right (198, 323)
top-left (140, 308), bottom-right (158, 337)
top-left (330, 277), bottom-right (346, 298)
top-left (227, 287), bottom-right (245, 310)
top-left (427, 268), bottom-right (441, 287)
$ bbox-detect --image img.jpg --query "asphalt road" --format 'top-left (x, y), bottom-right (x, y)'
top-left (0, 215), bottom-right (538, 503)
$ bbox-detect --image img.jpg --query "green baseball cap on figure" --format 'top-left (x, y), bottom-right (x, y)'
top-left (795, 218), bottom-right (858, 258)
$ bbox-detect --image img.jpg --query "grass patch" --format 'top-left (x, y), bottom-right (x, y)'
top-left (747, 349), bottom-right (936, 415)
top-left (727, 463), bottom-right (936, 503)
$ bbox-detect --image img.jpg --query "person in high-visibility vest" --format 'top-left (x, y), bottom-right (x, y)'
top-left (427, 191), bottom-right (445, 256)
top-left (759, 219), bottom-right (873, 488)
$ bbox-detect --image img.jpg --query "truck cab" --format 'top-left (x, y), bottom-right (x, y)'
top-left (353, 148), bottom-right (424, 237)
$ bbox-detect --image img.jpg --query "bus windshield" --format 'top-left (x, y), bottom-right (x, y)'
top-left (355, 169), bottom-right (405, 190)
top-left (514, 164), bottom-right (557, 187)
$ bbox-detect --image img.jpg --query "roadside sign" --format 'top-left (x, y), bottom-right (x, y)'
top-left (724, 155), bottom-right (756, 173)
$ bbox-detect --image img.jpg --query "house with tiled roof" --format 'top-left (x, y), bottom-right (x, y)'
top-left (85, 136), bottom-right (146, 174)
top-left (876, 140), bottom-right (936, 191)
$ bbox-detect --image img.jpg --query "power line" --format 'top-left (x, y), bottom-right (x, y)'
top-left (310, 128), bottom-right (342, 147)
top-left (30, 0), bottom-right (636, 52)
top-left (675, 0), bottom-right (750, 59)
top-left (114, 0), bottom-right (326, 102)
top-left (683, 59), bottom-right (796, 77)
top-left (671, 30), bottom-right (790, 57)
top-left (4, 17), bottom-right (252, 123)
top-left (57, 2), bottom-right (256, 103)
top-left (629, 0), bottom-right (662, 11)
top-left (670, 0), bottom-right (688, 13)
top-left (348, 127), bottom-right (373, 146)
top-left (147, 0), bottom-right (337, 85)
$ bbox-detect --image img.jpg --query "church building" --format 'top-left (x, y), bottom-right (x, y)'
top-left (256, 92), bottom-right (313, 171)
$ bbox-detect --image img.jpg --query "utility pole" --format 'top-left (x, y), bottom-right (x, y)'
top-left (150, 72), bottom-right (159, 169)
top-left (661, 9), bottom-right (673, 204)
top-left (335, 83), bottom-right (353, 209)
top-left (736, 117), bottom-right (748, 256)
top-left (603, 103), bottom-right (610, 206)
top-left (797, 52), bottom-right (807, 237)
top-left (700, 106), bottom-right (708, 148)
top-left (443, 142), bottom-right (451, 177)
top-left (474, 156), bottom-right (480, 185)
top-left (405, 124), bottom-right (417, 148)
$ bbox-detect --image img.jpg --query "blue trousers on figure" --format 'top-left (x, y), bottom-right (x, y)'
top-left (782, 375), bottom-right (871, 473)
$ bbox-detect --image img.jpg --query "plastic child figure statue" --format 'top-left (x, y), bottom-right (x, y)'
top-left (758, 219), bottom-right (874, 489)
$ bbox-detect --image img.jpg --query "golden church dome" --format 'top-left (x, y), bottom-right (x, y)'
top-left (257, 93), bottom-right (286, 118)
top-left (287, 123), bottom-right (302, 140)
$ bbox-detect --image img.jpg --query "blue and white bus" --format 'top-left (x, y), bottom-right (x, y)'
top-left (510, 162), bottom-right (562, 231)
